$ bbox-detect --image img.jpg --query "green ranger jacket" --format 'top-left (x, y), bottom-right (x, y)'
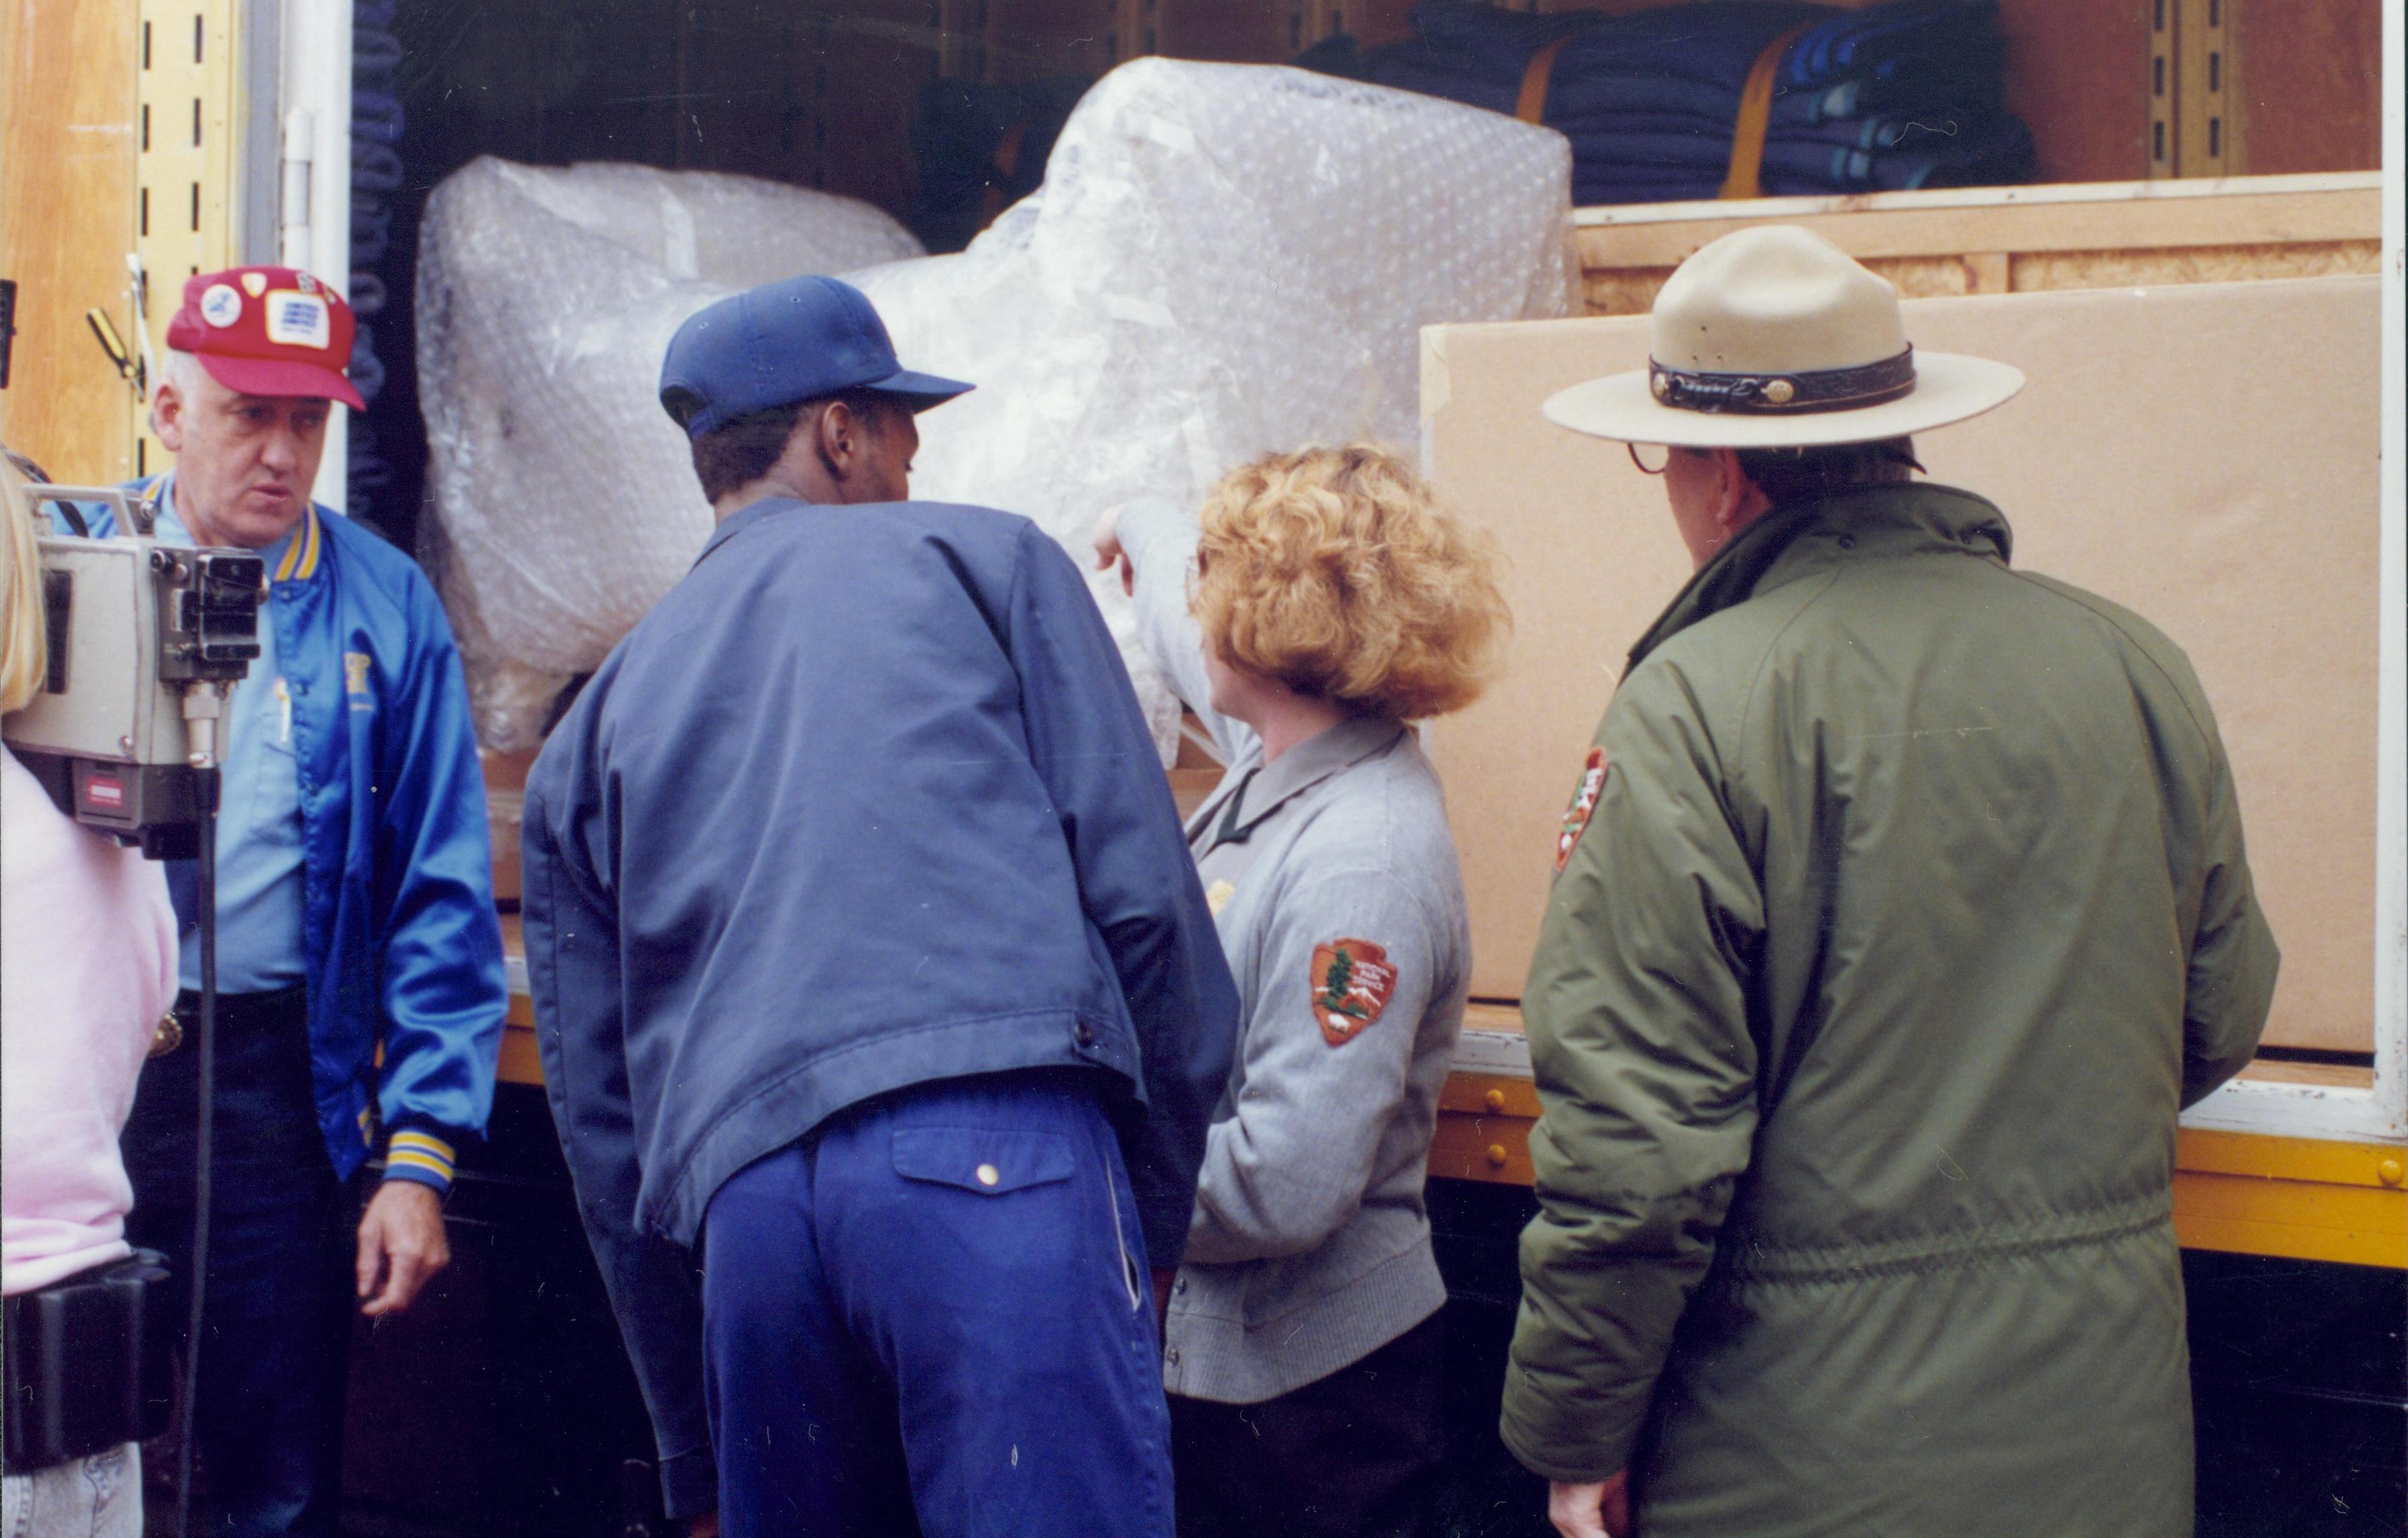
top-left (1503, 483), bottom-right (2278, 1537)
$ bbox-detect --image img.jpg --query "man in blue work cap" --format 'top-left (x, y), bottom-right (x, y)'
top-left (522, 274), bottom-right (1239, 1538)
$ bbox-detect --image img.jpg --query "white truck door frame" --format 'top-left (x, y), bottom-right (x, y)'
top-left (278, 0), bottom-right (351, 513)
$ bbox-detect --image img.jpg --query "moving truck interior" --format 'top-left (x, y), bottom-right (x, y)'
top-left (0, 3), bottom-right (2397, 1533)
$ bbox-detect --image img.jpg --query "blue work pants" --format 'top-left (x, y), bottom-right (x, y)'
top-left (701, 1071), bottom-right (1173, 1538)
top-left (121, 986), bottom-right (355, 1538)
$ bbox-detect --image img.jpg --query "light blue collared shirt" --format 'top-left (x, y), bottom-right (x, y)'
top-left (151, 477), bottom-right (310, 993)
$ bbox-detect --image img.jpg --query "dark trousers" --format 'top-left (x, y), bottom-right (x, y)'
top-left (121, 986), bottom-right (355, 1538)
top-left (700, 1072), bottom-right (1173, 1538)
top-left (1169, 1309), bottom-right (1450, 1538)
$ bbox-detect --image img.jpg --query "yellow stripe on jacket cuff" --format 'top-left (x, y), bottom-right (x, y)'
top-left (382, 1131), bottom-right (457, 1193)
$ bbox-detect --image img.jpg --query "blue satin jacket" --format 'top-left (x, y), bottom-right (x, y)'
top-left (98, 483), bottom-right (506, 1188)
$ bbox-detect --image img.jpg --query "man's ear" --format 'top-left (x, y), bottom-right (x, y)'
top-left (816, 398), bottom-right (858, 473)
top-left (1712, 447), bottom-right (1750, 533)
top-left (1705, 447), bottom-right (1743, 531)
top-left (152, 378), bottom-right (186, 454)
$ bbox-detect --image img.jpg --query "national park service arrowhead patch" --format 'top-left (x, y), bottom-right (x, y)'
top-left (1312, 938), bottom-right (1398, 1046)
top-left (1556, 747), bottom-right (1609, 872)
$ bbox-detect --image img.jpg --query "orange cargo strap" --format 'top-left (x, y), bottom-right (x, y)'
top-left (1721, 22), bottom-right (1814, 200)
top-left (1515, 36), bottom-right (1573, 123)
top-left (980, 119), bottom-right (1031, 225)
top-left (992, 119), bottom-right (1030, 181)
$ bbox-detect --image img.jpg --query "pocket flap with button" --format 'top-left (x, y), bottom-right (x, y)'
top-left (890, 1127), bottom-right (1076, 1196)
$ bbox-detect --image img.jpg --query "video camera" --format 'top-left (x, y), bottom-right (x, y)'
top-left (3, 483), bottom-right (264, 859)
top-left (2, 475), bottom-right (267, 1489)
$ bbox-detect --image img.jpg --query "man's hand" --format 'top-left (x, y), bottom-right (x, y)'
top-left (1549, 1471), bottom-right (1632, 1538)
top-left (685, 1512), bottom-right (720, 1538)
top-left (1091, 506), bottom-right (1134, 597)
top-left (356, 1180), bottom-right (450, 1316)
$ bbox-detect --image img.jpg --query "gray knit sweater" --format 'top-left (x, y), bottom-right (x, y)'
top-left (1119, 497), bottom-right (1469, 1404)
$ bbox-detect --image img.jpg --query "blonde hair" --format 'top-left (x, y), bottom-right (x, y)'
top-left (1192, 444), bottom-right (1508, 720)
top-left (1, 455), bottom-right (49, 714)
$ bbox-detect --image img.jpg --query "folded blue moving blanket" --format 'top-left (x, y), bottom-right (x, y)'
top-left (1301, 0), bottom-right (2033, 204)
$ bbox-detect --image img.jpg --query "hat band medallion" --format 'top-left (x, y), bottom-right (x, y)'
top-left (1647, 346), bottom-right (1917, 416)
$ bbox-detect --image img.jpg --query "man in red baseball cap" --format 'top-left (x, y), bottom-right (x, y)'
top-left (83, 266), bottom-right (506, 1537)
top-left (154, 266), bottom-right (363, 551)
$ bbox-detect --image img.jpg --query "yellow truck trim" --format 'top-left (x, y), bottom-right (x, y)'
top-left (2172, 1130), bottom-right (2408, 1268)
top-left (501, 997), bottom-right (2407, 1268)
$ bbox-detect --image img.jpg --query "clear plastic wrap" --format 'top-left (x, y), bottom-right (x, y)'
top-left (415, 159), bottom-right (927, 744)
top-left (418, 61), bottom-right (1576, 750)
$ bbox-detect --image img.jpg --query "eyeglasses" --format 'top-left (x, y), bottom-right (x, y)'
top-left (1626, 443), bottom-right (1668, 475)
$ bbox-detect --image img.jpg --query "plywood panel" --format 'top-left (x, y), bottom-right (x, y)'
top-left (1572, 176), bottom-right (2381, 316)
top-left (1331, 0), bottom-right (1418, 49)
top-left (1422, 275), bottom-right (2380, 1053)
top-left (813, 0), bottom-right (942, 214)
top-left (0, 0), bottom-right (140, 482)
top-left (1156, 0), bottom-right (1295, 63)
top-left (2231, 0), bottom-right (2381, 175)
top-left (985, 0), bottom-right (1125, 82)
top-left (1587, 252), bottom-right (2007, 316)
top-left (1584, 239), bottom-right (2378, 318)
top-left (1996, 0), bottom-right (2152, 183)
top-left (2011, 239), bottom-right (2378, 290)
top-left (678, 5), bottom-right (819, 183)
top-left (1573, 175), bottom-right (2379, 270)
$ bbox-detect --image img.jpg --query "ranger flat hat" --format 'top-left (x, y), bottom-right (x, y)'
top-left (1542, 225), bottom-right (2023, 448)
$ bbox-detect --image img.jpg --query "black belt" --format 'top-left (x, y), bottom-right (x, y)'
top-left (153, 982), bottom-right (305, 1057)
top-left (2, 1251), bottom-right (176, 1474)
top-left (171, 982), bottom-right (305, 1026)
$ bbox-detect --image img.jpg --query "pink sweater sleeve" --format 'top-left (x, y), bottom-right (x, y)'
top-left (3, 747), bottom-right (181, 1295)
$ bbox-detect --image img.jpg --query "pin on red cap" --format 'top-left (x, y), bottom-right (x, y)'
top-left (165, 266), bottom-right (366, 411)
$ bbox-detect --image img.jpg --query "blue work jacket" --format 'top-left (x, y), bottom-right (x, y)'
top-left (521, 496), bottom-right (1239, 1518)
top-left (98, 482), bottom-right (506, 1187)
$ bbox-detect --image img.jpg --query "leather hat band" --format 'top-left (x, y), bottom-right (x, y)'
top-left (1648, 345), bottom-right (1916, 415)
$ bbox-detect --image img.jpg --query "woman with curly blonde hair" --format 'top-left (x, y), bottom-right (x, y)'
top-left (1096, 443), bottom-right (1508, 1538)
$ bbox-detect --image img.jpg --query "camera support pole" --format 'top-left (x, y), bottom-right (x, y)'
top-left (173, 681), bottom-right (227, 1538)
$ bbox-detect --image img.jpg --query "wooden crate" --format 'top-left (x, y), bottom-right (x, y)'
top-left (1573, 171), bottom-right (2381, 317)
top-left (1423, 170), bottom-right (2403, 1258)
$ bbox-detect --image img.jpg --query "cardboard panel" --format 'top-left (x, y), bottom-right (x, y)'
top-left (1422, 274), bottom-right (2379, 1053)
